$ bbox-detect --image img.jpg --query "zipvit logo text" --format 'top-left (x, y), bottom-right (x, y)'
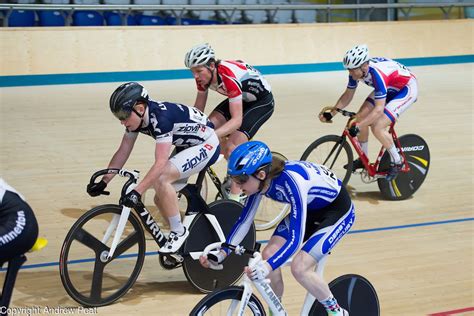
top-left (182, 148), bottom-right (208, 172)
top-left (177, 124), bottom-right (200, 133)
top-left (402, 145), bottom-right (424, 152)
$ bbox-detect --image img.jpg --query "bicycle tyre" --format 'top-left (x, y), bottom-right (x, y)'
top-left (190, 286), bottom-right (265, 316)
top-left (301, 135), bottom-right (354, 186)
top-left (309, 274), bottom-right (380, 316)
top-left (59, 204), bottom-right (146, 307)
top-left (182, 200), bottom-right (256, 293)
top-left (377, 134), bottom-right (430, 200)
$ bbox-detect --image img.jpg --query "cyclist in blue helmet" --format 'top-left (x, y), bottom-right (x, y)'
top-left (200, 140), bottom-right (354, 316)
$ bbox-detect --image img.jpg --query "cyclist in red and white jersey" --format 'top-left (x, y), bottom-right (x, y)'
top-left (320, 44), bottom-right (418, 180)
top-left (185, 43), bottom-right (275, 201)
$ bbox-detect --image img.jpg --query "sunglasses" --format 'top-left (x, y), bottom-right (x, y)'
top-left (230, 174), bottom-right (250, 185)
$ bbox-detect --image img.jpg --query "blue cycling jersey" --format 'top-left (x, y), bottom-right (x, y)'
top-left (226, 160), bottom-right (343, 270)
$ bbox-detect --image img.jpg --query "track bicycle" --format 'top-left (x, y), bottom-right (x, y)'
top-left (59, 167), bottom-right (256, 307)
top-left (190, 242), bottom-right (380, 316)
top-left (301, 108), bottom-right (430, 200)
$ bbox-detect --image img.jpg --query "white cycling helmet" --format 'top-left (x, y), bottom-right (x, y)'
top-left (184, 43), bottom-right (215, 68)
top-left (343, 44), bottom-right (370, 69)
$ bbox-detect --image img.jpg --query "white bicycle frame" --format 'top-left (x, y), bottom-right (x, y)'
top-left (202, 242), bottom-right (328, 316)
top-left (101, 169), bottom-right (227, 261)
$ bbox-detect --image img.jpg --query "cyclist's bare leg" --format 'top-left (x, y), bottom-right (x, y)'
top-left (152, 162), bottom-right (181, 229)
top-left (370, 115), bottom-right (394, 150)
top-left (291, 250), bottom-right (331, 301)
top-left (356, 101), bottom-right (373, 144)
top-left (262, 235), bottom-right (286, 299)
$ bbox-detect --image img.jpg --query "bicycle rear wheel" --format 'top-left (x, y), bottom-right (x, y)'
top-left (301, 135), bottom-right (353, 186)
top-left (190, 286), bottom-right (265, 316)
top-left (59, 204), bottom-right (146, 307)
top-left (254, 151), bottom-right (290, 231)
top-left (182, 200), bottom-right (256, 293)
top-left (309, 274), bottom-right (380, 316)
top-left (377, 134), bottom-right (430, 200)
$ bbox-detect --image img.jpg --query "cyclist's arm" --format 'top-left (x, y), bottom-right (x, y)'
top-left (134, 141), bottom-right (172, 195)
top-left (102, 133), bottom-right (137, 183)
top-left (266, 173), bottom-right (307, 271)
top-left (332, 87), bottom-right (356, 115)
top-left (358, 97), bottom-right (386, 128)
top-left (194, 90), bottom-right (208, 112)
top-left (214, 99), bottom-right (243, 138)
top-left (226, 193), bottom-right (263, 251)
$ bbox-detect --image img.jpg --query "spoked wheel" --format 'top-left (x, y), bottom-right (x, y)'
top-left (301, 135), bottom-right (354, 186)
top-left (309, 274), bottom-right (380, 316)
top-left (182, 200), bottom-right (256, 293)
top-left (59, 204), bottom-right (146, 307)
top-left (190, 286), bottom-right (265, 316)
top-left (377, 134), bottom-right (430, 200)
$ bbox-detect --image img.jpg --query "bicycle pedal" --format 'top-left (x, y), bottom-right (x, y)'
top-left (159, 253), bottom-right (183, 270)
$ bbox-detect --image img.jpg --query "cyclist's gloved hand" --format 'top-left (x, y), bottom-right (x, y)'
top-left (120, 190), bottom-right (142, 208)
top-left (87, 180), bottom-right (108, 197)
top-left (348, 124), bottom-right (360, 137)
top-left (249, 260), bottom-right (271, 281)
top-left (207, 250), bottom-right (227, 270)
top-left (319, 106), bottom-right (335, 123)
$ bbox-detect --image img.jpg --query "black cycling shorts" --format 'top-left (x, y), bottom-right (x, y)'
top-left (212, 92), bottom-right (275, 139)
top-left (0, 191), bottom-right (38, 263)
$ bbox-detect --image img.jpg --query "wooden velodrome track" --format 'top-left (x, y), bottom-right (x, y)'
top-left (1, 63), bottom-right (473, 315)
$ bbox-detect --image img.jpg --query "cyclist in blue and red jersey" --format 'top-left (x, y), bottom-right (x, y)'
top-left (320, 44), bottom-right (418, 180)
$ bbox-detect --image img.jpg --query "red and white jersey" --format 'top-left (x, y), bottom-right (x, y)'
top-left (348, 57), bottom-right (415, 100)
top-left (195, 60), bottom-right (272, 103)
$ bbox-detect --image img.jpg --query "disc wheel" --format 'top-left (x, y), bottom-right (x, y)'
top-left (377, 134), bottom-right (430, 200)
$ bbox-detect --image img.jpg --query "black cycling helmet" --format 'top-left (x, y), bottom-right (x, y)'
top-left (109, 82), bottom-right (149, 120)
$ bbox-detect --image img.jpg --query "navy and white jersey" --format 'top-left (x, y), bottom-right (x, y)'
top-left (226, 161), bottom-right (343, 271)
top-left (126, 100), bottom-right (215, 148)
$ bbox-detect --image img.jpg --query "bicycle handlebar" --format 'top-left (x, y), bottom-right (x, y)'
top-left (202, 242), bottom-right (262, 257)
top-left (89, 168), bottom-right (140, 198)
top-left (335, 108), bottom-right (357, 118)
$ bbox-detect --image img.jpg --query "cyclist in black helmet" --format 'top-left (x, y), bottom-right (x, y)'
top-left (87, 82), bottom-right (220, 253)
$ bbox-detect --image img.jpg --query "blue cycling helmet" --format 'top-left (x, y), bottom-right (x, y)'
top-left (228, 141), bottom-right (272, 176)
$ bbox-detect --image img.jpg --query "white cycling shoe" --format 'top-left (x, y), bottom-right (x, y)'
top-left (159, 227), bottom-right (189, 254)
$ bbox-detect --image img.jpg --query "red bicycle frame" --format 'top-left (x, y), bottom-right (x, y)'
top-left (343, 122), bottom-right (411, 177)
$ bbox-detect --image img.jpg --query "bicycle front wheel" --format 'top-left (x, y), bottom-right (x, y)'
top-left (190, 286), bottom-right (265, 316)
top-left (59, 204), bottom-right (146, 307)
top-left (182, 200), bottom-right (256, 293)
top-left (301, 135), bottom-right (353, 186)
top-left (309, 274), bottom-right (380, 316)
